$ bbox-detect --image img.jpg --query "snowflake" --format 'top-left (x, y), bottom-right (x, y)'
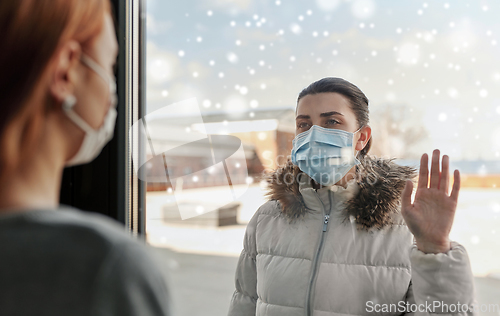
top-left (226, 52), bottom-right (238, 64)
top-left (290, 23), bottom-right (302, 35)
top-left (202, 100), bottom-right (211, 108)
top-left (351, 0), bottom-right (376, 19)
top-left (447, 89), bottom-right (458, 98)
top-left (239, 86), bottom-right (249, 95)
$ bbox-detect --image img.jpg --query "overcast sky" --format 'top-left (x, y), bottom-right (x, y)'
top-left (145, 0), bottom-right (500, 161)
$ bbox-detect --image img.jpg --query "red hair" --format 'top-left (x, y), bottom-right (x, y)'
top-left (0, 0), bottom-right (111, 170)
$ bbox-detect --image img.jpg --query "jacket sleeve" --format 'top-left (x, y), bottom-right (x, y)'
top-left (403, 239), bottom-right (478, 316)
top-left (227, 205), bottom-right (261, 316)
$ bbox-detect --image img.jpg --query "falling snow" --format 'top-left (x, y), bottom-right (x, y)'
top-left (146, 0), bottom-right (500, 163)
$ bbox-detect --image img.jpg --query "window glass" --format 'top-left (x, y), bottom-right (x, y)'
top-left (143, 1), bottom-right (500, 315)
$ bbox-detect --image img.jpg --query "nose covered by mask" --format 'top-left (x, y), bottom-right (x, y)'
top-left (62, 53), bottom-right (118, 167)
top-left (291, 125), bottom-right (363, 187)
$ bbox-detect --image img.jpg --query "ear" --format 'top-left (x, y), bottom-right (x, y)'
top-left (355, 125), bottom-right (371, 151)
top-left (49, 40), bottom-right (82, 105)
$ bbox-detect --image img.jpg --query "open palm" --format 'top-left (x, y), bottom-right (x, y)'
top-left (401, 149), bottom-right (460, 254)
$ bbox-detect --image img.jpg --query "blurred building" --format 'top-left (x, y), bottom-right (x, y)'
top-left (143, 107), bottom-right (296, 191)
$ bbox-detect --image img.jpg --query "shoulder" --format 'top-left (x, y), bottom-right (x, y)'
top-left (0, 206), bottom-right (171, 315)
top-left (241, 200), bottom-right (281, 254)
top-left (247, 200), bottom-right (282, 228)
top-left (30, 205), bottom-right (137, 246)
top-left (46, 207), bottom-right (172, 314)
top-left (8, 205), bottom-right (150, 260)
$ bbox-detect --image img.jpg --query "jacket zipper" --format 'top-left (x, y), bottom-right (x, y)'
top-left (305, 189), bottom-right (333, 316)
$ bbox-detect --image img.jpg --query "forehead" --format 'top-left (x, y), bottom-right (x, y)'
top-left (296, 92), bottom-right (352, 116)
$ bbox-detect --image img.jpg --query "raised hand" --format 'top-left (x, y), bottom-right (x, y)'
top-left (401, 149), bottom-right (460, 254)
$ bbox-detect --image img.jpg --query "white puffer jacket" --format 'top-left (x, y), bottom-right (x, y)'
top-left (228, 156), bottom-right (477, 316)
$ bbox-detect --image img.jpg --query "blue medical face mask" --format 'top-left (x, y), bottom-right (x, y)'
top-left (291, 125), bottom-right (364, 186)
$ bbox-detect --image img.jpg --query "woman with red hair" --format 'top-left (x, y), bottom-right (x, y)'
top-left (0, 1), bottom-right (171, 315)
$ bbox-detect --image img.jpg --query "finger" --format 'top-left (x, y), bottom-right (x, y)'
top-left (450, 169), bottom-right (460, 202)
top-left (401, 179), bottom-right (413, 212)
top-left (429, 149), bottom-right (440, 189)
top-left (417, 153), bottom-right (429, 189)
top-left (440, 155), bottom-right (450, 194)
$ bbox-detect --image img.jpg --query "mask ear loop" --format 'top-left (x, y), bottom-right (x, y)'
top-left (353, 125), bottom-right (364, 160)
top-left (80, 53), bottom-right (118, 109)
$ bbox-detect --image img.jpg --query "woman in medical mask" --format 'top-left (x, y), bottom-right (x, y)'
top-left (0, 1), bottom-right (171, 315)
top-left (228, 77), bottom-right (476, 316)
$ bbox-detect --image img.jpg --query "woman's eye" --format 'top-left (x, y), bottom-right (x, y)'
top-left (326, 119), bottom-right (339, 126)
top-left (297, 122), bottom-right (310, 128)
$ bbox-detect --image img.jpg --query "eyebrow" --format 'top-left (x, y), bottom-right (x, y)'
top-left (295, 111), bottom-right (344, 120)
top-left (320, 111), bottom-right (344, 117)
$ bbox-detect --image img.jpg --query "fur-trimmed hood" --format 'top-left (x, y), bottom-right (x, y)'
top-left (262, 155), bottom-right (418, 231)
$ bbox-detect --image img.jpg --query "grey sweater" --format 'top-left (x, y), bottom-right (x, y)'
top-left (0, 206), bottom-right (171, 316)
